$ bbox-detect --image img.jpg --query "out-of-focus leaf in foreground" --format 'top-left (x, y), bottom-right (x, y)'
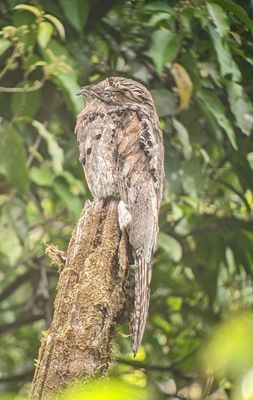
top-left (202, 313), bottom-right (253, 377)
top-left (60, 379), bottom-right (148, 400)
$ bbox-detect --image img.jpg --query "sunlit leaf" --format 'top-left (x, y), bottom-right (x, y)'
top-left (198, 90), bottom-right (237, 149)
top-left (0, 38), bottom-right (11, 56)
top-left (246, 153), bottom-right (253, 170)
top-left (32, 120), bottom-right (64, 175)
top-left (157, 232), bottom-right (182, 262)
top-left (61, 379), bottom-right (147, 400)
top-left (227, 82), bottom-right (253, 136)
top-left (0, 225), bottom-right (22, 266)
top-left (172, 118), bottom-right (192, 159)
top-left (37, 21), bottom-right (53, 49)
top-left (148, 12), bottom-right (173, 26)
top-left (167, 296), bottom-right (183, 311)
top-left (207, 2), bottom-right (230, 36)
top-left (209, 26), bottom-right (241, 81)
top-left (30, 167), bottom-right (55, 186)
top-left (213, 0), bottom-right (253, 33)
top-left (14, 4), bottom-right (42, 17)
top-left (202, 313), bottom-right (253, 377)
top-left (45, 14), bottom-right (65, 40)
top-left (143, 2), bottom-right (173, 14)
top-left (171, 63), bottom-right (193, 111)
top-left (233, 369), bottom-right (253, 400)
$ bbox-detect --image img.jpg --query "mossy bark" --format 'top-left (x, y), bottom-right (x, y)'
top-left (29, 199), bottom-right (131, 399)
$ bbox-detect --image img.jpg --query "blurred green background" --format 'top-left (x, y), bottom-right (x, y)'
top-left (0, 0), bottom-right (253, 399)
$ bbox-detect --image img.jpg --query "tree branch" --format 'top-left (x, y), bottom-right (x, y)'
top-left (29, 199), bottom-right (132, 399)
top-left (117, 359), bottom-right (195, 382)
top-left (0, 370), bottom-right (33, 383)
top-left (0, 271), bottom-right (32, 303)
top-left (0, 313), bottom-right (44, 335)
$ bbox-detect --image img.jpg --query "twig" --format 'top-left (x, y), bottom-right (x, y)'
top-left (0, 80), bottom-right (44, 93)
top-left (0, 370), bottom-right (33, 383)
top-left (116, 358), bottom-right (195, 381)
top-left (29, 209), bottom-right (65, 230)
top-left (0, 313), bottom-right (44, 335)
top-left (27, 135), bottom-right (42, 167)
top-left (0, 271), bottom-right (32, 303)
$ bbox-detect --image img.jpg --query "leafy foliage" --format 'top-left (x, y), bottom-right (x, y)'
top-left (0, 0), bottom-right (253, 399)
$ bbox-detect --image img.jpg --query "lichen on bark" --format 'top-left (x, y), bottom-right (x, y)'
top-left (30, 199), bottom-right (132, 399)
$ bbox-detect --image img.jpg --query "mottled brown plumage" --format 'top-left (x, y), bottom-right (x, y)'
top-left (75, 76), bottom-right (165, 355)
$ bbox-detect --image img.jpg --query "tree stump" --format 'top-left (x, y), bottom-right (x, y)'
top-left (29, 199), bottom-right (131, 399)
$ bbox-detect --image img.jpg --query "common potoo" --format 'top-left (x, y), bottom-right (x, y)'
top-left (75, 76), bottom-right (164, 355)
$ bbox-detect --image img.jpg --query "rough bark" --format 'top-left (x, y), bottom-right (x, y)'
top-left (29, 199), bottom-right (132, 399)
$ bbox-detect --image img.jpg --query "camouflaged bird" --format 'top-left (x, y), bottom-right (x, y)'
top-left (75, 76), bottom-right (164, 355)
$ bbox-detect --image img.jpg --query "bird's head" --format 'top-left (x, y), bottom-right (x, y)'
top-left (76, 76), bottom-right (155, 109)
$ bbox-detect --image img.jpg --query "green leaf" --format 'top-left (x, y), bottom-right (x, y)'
top-left (60, 171), bottom-right (85, 195)
top-left (0, 38), bottom-right (11, 56)
top-left (157, 233), bottom-right (182, 262)
top-left (148, 12), bottom-right (173, 26)
top-left (202, 313), bottom-right (253, 377)
top-left (172, 118), bottom-right (192, 159)
top-left (149, 30), bottom-right (181, 74)
top-left (0, 125), bottom-right (29, 195)
top-left (30, 167), bottom-right (55, 186)
top-left (54, 181), bottom-right (82, 217)
top-left (0, 224), bottom-right (22, 266)
top-left (11, 83), bottom-right (41, 119)
top-left (42, 40), bottom-right (83, 114)
top-left (44, 14), bottom-right (65, 40)
top-left (37, 21), bottom-right (54, 49)
top-left (167, 296), bottom-right (183, 311)
top-left (14, 4), bottom-right (42, 17)
top-left (209, 26), bottom-right (241, 81)
top-left (12, 11), bottom-right (37, 50)
top-left (198, 100), bottom-right (223, 142)
top-left (227, 82), bottom-right (253, 136)
top-left (61, 379), bottom-right (147, 400)
top-left (32, 121), bottom-right (64, 175)
top-left (59, 0), bottom-right (90, 32)
top-left (143, 2), bottom-right (173, 14)
top-left (246, 153), bottom-right (253, 170)
top-left (198, 90), bottom-right (237, 149)
top-left (151, 89), bottom-right (178, 117)
top-left (207, 2), bottom-right (230, 37)
top-left (213, 0), bottom-right (253, 33)
top-left (182, 159), bottom-right (206, 196)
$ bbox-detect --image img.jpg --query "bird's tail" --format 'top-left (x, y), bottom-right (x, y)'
top-left (131, 256), bottom-right (152, 356)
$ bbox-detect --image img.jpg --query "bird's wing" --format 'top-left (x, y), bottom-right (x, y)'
top-left (116, 108), bottom-right (164, 354)
top-left (116, 108), bottom-right (164, 253)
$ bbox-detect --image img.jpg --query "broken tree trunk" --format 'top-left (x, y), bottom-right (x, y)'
top-left (29, 199), bottom-right (131, 400)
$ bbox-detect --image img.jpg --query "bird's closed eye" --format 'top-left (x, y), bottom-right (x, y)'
top-left (107, 77), bottom-right (115, 86)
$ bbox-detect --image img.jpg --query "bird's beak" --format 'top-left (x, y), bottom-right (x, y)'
top-left (75, 84), bottom-right (104, 101)
top-left (75, 87), bottom-right (90, 97)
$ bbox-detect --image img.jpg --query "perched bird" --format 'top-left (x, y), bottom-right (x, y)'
top-left (75, 76), bottom-right (164, 355)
